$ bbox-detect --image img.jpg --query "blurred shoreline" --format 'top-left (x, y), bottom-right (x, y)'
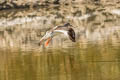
top-left (0, 1), bottom-right (120, 50)
top-left (0, 0), bottom-right (120, 10)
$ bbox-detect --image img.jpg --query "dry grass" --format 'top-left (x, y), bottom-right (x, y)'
top-left (0, 2), bottom-right (120, 50)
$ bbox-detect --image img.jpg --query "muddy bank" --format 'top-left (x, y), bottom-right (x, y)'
top-left (0, 1), bottom-right (120, 50)
top-left (0, 4), bottom-right (120, 49)
top-left (0, 0), bottom-right (120, 10)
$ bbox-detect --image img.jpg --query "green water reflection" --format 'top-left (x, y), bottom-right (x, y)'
top-left (0, 42), bottom-right (120, 80)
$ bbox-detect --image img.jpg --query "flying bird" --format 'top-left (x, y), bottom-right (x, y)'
top-left (39, 23), bottom-right (76, 47)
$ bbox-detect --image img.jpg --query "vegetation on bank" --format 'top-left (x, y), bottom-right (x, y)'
top-left (0, 0), bottom-right (120, 49)
top-left (0, 0), bottom-right (120, 10)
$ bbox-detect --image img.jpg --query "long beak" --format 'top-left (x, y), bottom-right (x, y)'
top-left (45, 38), bottom-right (52, 47)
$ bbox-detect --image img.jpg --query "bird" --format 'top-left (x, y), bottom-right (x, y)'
top-left (39, 23), bottom-right (76, 47)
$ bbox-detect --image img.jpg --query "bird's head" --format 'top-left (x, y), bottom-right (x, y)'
top-left (64, 23), bottom-right (73, 27)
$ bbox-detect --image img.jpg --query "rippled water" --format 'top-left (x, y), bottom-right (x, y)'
top-left (0, 42), bottom-right (120, 80)
top-left (0, 3), bottom-right (120, 80)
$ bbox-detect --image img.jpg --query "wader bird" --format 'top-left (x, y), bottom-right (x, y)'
top-left (39, 23), bottom-right (76, 46)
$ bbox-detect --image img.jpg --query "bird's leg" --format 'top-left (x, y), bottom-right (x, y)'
top-left (45, 37), bottom-right (52, 47)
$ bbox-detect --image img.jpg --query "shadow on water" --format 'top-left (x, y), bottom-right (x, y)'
top-left (0, 3), bottom-right (120, 80)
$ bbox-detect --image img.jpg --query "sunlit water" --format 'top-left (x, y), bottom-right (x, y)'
top-left (0, 3), bottom-right (120, 80)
